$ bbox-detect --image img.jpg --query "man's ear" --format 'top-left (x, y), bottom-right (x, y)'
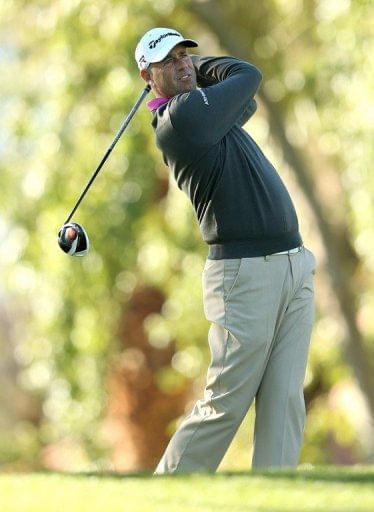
top-left (140, 69), bottom-right (152, 85)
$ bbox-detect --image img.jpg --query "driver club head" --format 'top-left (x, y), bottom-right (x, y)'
top-left (58, 222), bottom-right (90, 257)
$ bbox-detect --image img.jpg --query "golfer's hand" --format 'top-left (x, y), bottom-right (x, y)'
top-left (195, 67), bottom-right (218, 88)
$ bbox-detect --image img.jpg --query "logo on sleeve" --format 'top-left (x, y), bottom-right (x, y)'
top-left (198, 89), bottom-right (209, 106)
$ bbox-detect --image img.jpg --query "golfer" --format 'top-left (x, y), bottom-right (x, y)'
top-left (135, 27), bottom-right (316, 472)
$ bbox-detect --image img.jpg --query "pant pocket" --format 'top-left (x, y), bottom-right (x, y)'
top-left (304, 248), bottom-right (316, 275)
top-left (223, 259), bottom-right (242, 303)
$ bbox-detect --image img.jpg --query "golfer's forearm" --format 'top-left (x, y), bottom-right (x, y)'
top-left (191, 55), bottom-right (262, 98)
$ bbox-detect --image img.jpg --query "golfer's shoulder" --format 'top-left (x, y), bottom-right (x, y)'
top-left (154, 97), bottom-right (212, 149)
top-left (167, 90), bottom-right (210, 123)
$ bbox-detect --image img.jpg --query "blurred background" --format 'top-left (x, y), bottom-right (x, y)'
top-left (0, 0), bottom-right (373, 473)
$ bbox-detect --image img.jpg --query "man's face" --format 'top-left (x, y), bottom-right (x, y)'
top-left (145, 44), bottom-right (197, 98)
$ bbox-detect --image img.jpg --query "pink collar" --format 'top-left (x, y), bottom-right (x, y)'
top-left (147, 97), bottom-right (170, 112)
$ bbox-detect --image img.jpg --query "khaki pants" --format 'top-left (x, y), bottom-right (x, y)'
top-left (155, 247), bottom-right (316, 473)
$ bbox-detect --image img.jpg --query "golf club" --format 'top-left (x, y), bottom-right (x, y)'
top-left (58, 83), bottom-right (151, 256)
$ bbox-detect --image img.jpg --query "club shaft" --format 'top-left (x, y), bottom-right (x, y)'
top-left (64, 84), bottom-right (151, 224)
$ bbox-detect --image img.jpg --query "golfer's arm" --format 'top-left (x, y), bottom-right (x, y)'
top-left (170, 56), bottom-right (262, 145)
top-left (191, 55), bottom-right (262, 99)
top-left (191, 55), bottom-right (259, 125)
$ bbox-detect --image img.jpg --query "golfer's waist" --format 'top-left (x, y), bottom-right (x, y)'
top-left (207, 233), bottom-right (303, 260)
top-left (272, 246), bottom-right (303, 255)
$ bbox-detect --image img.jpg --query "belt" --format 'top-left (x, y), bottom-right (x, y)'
top-left (271, 246), bottom-right (303, 256)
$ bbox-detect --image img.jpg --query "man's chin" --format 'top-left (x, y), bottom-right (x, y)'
top-left (177, 81), bottom-right (197, 94)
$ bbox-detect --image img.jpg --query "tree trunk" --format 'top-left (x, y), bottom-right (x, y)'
top-left (189, 0), bottom-right (374, 420)
top-left (0, 297), bottom-right (42, 469)
top-left (104, 286), bottom-right (191, 471)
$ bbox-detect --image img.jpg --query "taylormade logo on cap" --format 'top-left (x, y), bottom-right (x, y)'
top-left (148, 31), bottom-right (181, 50)
top-left (135, 27), bottom-right (198, 70)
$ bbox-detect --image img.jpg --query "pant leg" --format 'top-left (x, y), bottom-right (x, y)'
top-left (252, 248), bottom-right (316, 468)
top-left (155, 255), bottom-right (297, 474)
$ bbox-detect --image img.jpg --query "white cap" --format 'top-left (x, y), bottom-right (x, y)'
top-left (135, 27), bottom-right (198, 70)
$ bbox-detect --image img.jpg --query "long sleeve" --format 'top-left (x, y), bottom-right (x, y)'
top-left (167, 56), bottom-right (262, 146)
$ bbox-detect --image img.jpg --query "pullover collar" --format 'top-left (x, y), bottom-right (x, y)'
top-left (147, 97), bottom-right (170, 112)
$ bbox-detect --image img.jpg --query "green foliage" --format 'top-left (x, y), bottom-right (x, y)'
top-left (0, 0), bottom-right (208, 469)
top-left (0, 0), bottom-right (373, 470)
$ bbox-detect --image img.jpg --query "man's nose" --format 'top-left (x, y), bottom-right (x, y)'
top-left (173, 55), bottom-right (189, 67)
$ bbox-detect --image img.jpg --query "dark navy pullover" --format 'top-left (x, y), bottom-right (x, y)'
top-left (150, 55), bottom-right (302, 259)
